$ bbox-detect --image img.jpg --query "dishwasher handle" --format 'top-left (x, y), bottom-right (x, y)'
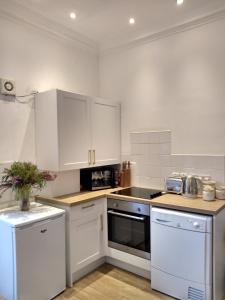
top-left (155, 218), bottom-right (171, 223)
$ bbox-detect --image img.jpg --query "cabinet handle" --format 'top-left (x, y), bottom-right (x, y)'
top-left (93, 150), bottom-right (96, 165)
top-left (88, 150), bottom-right (92, 165)
top-left (82, 203), bottom-right (95, 209)
top-left (100, 214), bottom-right (103, 231)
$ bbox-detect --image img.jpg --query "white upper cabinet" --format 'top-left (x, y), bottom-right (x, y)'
top-left (35, 89), bottom-right (120, 171)
top-left (91, 97), bottom-right (120, 167)
top-left (58, 91), bottom-right (91, 170)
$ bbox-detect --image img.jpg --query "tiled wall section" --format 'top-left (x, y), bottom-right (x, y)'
top-left (130, 131), bottom-right (225, 189)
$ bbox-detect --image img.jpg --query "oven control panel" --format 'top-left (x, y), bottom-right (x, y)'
top-left (107, 198), bottom-right (150, 216)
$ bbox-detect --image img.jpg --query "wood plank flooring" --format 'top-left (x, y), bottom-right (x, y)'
top-left (54, 264), bottom-right (174, 300)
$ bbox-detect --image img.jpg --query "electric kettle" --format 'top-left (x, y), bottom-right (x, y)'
top-left (183, 175), bottom-right (201, 198)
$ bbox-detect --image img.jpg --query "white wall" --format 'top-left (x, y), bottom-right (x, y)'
top-left (0, 17), bottom-right (99, 205)
top-left (100, 18), bottom-right (225, 157)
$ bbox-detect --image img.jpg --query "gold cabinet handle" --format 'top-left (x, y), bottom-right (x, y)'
top-left (88, 150), bottom-right (92, 165)
top-left (93, 150), bottom-right (96, 165)
top-left (100, 214), bottom-right (103, 231)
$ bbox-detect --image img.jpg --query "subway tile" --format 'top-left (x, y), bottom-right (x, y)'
top-left (130, 133), bottom-right (143, 144)
top-left (131, 143), bottom-right (143, 155)
top-left (148, 165), bottom-right (162, 178)
top-left (147, 132), bottom-right (160, 144)
top-left (160, 155), bottom-right (172, 167)
top-left (130, 155), bottom-right (143, 164)
top-left (137, 176), bottom-right (148, 188)
top-left (130, 131), bottom-right (161, 144)
top-left (206, 156), bottom-right (224, 170)
top-left (159, 131), bottom-right (171, 143)
top-left (146, 154), bottom-right (161, 166)
top-left (138, 176), bottom-right (162, 189)
top-left (146, 143), bottom-right (160, 154)
top-left (160, 143), bottom-right (171, 155)
top-left (161, 167), bottom-right (178, 178)
top-left (210, 169), bottom-right (225, 185)
top-left (149, 177), bottom-right (163, 189)
top-left (132, 175), bottom-right (140, 187)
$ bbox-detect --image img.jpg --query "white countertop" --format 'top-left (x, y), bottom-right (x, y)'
top-left (0, 202), bottom-right (65, 227)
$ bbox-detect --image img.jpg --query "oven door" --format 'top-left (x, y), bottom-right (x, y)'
top-left (108, 209), bottom-right (150, 259)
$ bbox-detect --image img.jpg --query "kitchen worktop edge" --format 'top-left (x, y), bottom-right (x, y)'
top-left (35, 188), bottom-right (225, 215)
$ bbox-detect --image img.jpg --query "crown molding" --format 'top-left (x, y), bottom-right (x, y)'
top-left (101, 8), bottom-right (225, 54)
top-left (1, 0), bottom-right (225, 56)
top-left (0, 0), bottom-right (99, 54)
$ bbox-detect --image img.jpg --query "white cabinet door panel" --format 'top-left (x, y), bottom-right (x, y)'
top-left (91, 98), bottom-right (120, 166)
top-left (70, 212), bottom-right (103, 272)
top-left (58, 91), bottom-right (91, 170)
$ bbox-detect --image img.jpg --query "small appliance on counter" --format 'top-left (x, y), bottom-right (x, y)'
top-left (183, 175), bottom-right (200, 198)
top-left (165, 173), bottom-right (217, 199)
top-left (80, 165), bottom-right (119, 191)
top-left (165, 176), bottom-right (183, 194)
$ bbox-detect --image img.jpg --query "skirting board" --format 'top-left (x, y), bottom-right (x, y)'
top-left (106, 256), bottom-right (151, 280)
top-left (72, 257), bottom-right (106, 284)
top-left (70, 255), bottom-right (151, 287)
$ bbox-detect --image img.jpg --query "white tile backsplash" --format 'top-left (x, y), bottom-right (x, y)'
top-left (160, 143), bottom-right (171, 155)
top-left (130, 131), bottom-right (166, 144)
top-left (129, 130), bottom-right (225, 189)
top-left (159, 131), bottom-right (171, 143)
top-left (160, 155), bottom-right (171, 167)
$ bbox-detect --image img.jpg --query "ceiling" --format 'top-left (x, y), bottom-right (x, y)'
top-left (3, 0), bottom-right (225, 50)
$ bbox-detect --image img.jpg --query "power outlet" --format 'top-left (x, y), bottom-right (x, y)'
top-left (0, 78), bottom-right (16, 96)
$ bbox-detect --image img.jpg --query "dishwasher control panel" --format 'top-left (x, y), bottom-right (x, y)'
top-left (151, 207), bottom-right (212, 233)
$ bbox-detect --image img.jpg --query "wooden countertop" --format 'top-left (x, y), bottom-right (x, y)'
top-left (36, 187), bottom-right (124, 207)
top-left (150, 194), bottom-right (225, 215)
top-left (36, 188), bottom-right (225, 215)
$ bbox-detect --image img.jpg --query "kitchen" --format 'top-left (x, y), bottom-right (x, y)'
top-left (0, 0), bottom-right (225, 300)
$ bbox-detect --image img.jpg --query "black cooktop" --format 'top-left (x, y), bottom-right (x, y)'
top-left (112, 187), bottom-right (162, 200)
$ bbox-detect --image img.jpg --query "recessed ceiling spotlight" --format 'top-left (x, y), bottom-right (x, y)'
top-left (129, 17), bottom-right (135, 25)
top-left (70, 12), bottom-right (76, 19)
top-left (177, 0), bottom-right (184, 5)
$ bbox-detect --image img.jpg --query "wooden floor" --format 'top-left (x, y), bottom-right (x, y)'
top-left (54, 264), bottom-right (174, 300)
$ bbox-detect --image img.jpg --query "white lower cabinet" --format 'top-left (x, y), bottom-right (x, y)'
top-left (66, 198), bottom-right (107, 286)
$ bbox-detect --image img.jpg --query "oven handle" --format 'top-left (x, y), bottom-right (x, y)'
top-left (108, 210), bottom-right (145, 221)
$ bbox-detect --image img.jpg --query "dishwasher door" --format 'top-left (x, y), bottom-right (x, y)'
top-left (14, 214), bottom-right (66, 300)
top-left (151, 207), bottom-right (212, 300)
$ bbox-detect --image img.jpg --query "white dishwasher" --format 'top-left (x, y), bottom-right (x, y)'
top-left (151, 207), bottom-right (212, 300)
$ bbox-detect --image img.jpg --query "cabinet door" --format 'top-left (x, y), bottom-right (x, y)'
top-left (58, 91), bottom-right (91, 170)
top-left (70, 211), bottom-right (104, 273)
top-left (91, 98), bottom-right (120, 166)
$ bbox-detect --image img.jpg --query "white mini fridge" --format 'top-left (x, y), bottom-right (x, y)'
top-left (0, 203), bottom-right (66, 300)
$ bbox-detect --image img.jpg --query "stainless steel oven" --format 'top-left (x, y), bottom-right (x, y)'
top-left (107, 198), bottom-right (150, 260)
